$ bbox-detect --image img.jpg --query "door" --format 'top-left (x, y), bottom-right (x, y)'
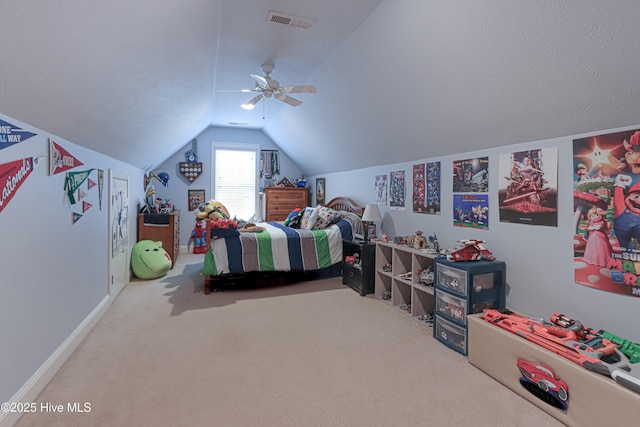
top-left (108, 170), bottom-right (130, 297)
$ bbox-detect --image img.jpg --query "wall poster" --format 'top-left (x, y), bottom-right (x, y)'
top-left (453, 157), bottom-right (488, 193)
top-left (412, 162), bottom-right (440, 214)
top-left (375, 174), bottom-right (387, 205)
top-left (498, 147), bottom-right (558, 226)
top-left (573, 128), bottom-right (640, 297)
top-left (453, 193), bottom-right (489, 230)
top-left (389, 170), bottom-right (405, 210)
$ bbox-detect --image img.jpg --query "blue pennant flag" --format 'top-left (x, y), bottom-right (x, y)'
top-left (0, 119), bottom-right (37, 150)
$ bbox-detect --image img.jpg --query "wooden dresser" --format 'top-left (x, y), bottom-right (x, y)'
top-left (137, 211), bottom-right (180, 268)
top-left (264, 187), bottom-right (309, 221)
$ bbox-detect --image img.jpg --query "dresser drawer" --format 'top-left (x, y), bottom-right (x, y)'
top-left (267, 190), bottom-right (306, 202)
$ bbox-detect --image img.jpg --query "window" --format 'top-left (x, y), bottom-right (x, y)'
top-left (212, 143), bottom-right (259, 221)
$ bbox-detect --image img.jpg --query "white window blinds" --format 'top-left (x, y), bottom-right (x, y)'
top-left (213, 144), bottom-right (259, 221)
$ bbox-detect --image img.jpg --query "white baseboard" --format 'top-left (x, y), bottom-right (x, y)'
top-left (0, 294), bottom-right (112, 427)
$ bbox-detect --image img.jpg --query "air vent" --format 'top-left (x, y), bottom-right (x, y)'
top-left (267, 11), bottom-right (315, 29)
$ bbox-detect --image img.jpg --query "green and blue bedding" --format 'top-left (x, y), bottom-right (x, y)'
top-left (202, 219), bottom-right (354, 276)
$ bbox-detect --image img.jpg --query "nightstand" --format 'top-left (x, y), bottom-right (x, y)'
top-left (342, 239), bottom-right (376, 296)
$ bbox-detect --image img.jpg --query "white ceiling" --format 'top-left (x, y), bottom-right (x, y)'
top-left (1, 1), bottom-right (640, 176)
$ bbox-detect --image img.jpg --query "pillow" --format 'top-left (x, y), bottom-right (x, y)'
top-left (283, 208), bottom-right (302, 226)
top-left (313, 206), bottom-right (340, 229)
top-left (301, 207), bottom-right (320, 229)
top-left (287, 209), bottom-right (304, 228)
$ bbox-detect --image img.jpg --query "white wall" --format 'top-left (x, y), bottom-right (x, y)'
top-left (0, 113), bottom-right (144, 406)
top-left (310, 125), bottom-right (640, 342)
top-left (153, 126), bottom-right (304, 246)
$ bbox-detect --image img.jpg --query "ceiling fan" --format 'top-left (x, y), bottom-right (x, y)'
top-left (240, 64), bottom-right (316, 110)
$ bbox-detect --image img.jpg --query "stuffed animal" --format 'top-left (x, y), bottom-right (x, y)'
top-left (131, 240), bottom-right (172, 279)
top-left (191, 220), bottom-right (207, 254)
top-left (195, 199), bottom-right (230, 221)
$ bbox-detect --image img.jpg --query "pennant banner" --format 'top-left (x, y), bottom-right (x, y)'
top-left (87, 178), bottom-right (96, 190)
top-left (82, 201), bottom-right (92, 212)
top-left (49, 139), bottom-right (84, 175)
top-left (0, 119), bottom-right (37, 151)
top-left (72, 212), bottom-right (83, 224)
top-left (65, 169), bottom-right (94, 205)
top-left (0, 158), bottom-right (34, 214)
top-left (98, 169), bottom-right (104, 210)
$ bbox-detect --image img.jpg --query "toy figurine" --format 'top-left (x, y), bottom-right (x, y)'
top-left (447, 239), bottom-right (495, 261)
top-left (414, 231), bottom-right (427, 249)
top-left (191, 220), bottom-right (207, 254)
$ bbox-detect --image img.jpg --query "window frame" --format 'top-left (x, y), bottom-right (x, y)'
top-left (211, 142), bottom-right (260, 221)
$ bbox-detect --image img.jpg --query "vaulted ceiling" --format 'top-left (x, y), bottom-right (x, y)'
top-left (2, 1), bottom-right (640, 176)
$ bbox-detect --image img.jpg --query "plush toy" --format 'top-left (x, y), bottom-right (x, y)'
top-left (196, 198), bottom-right (230, 221)
top-left (131, 240), bottom-right (172, 279)
top-left (191, 220), bottom-right (207, 254)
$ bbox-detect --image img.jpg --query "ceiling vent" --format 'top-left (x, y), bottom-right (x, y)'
top-left (267, 11), bottom-right (315, 29)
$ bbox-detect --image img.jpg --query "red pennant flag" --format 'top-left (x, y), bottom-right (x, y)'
top-left (83, 201), bottom-right (92, 212)
top-left (87, 178), bottom-right (96, 190)
top-left (0, 158), bottom-right (34, 214)
top-left (49, 139), bottom-right (84, 175)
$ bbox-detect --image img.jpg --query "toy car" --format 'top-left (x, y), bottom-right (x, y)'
top-left (447, 239), bottom-right (495, 261)
top-left (517, 359), bottom-right (568, 410)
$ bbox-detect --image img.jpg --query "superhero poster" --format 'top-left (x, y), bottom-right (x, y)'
top-left (573, 128), bottom-right (640, 297)
top-left (498, 147), bottom-right (558, 226)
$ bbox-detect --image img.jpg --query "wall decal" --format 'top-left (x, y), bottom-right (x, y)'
top-left (49, 139), bottom-right (83, 175)
top-left (0, 119), bottom-right (36, 151)
top-left (0, 157), bottom-right (34, 214)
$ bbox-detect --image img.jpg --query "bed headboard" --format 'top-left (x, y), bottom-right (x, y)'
top-left (325, 197), bottom-right (363, 216)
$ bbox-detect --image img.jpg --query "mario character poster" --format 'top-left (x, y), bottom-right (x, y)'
top-left (498, 147), bottom-right (558, 226)
top-left (573, 128), bottom-right (640, 297)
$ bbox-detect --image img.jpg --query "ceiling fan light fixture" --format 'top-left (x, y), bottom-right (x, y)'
top-left (241, 94), bottom-right (263, 110)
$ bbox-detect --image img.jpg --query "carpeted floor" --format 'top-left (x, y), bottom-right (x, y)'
top-left (15, 253), bottom-right (564, 427)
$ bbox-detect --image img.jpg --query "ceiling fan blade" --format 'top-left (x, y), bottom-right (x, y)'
top-left (250, 74), bottom-right (269, 88)
top-left (275, 93), bottom-right (302, 107)
top-left (280, 85), bottom-right (317, 94)
top-left (241, 94), bottom-right (264, 110)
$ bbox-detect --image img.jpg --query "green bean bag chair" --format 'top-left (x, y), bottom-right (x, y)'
top-left (131, 240), bottom-right (172, 279)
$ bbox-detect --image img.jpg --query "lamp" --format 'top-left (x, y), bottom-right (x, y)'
top-left (362, 203), bottom-right (382, 241)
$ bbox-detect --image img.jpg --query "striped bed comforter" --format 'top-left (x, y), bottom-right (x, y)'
top-left (202, 219), bottom-right (353, 276)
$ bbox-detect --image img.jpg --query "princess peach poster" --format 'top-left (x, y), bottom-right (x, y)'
top-left (573, 128), bottom-right (640, 297)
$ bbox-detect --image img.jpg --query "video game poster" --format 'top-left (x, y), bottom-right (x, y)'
top-left (498, 147), bottom-right (558, 226)
top-left (573, 128), bottom-right (640, 297)
top-left (453, 193), bottom-right (489, 230)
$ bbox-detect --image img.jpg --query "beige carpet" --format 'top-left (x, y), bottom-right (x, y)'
top-left (16, 253), bottom-right (563, 427)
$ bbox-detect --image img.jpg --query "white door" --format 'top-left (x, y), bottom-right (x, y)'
top-left (108, 170), bottom-right (130, 297)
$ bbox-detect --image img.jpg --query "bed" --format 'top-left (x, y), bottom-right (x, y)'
top-left (201, 197), bottom-right (364, 294)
